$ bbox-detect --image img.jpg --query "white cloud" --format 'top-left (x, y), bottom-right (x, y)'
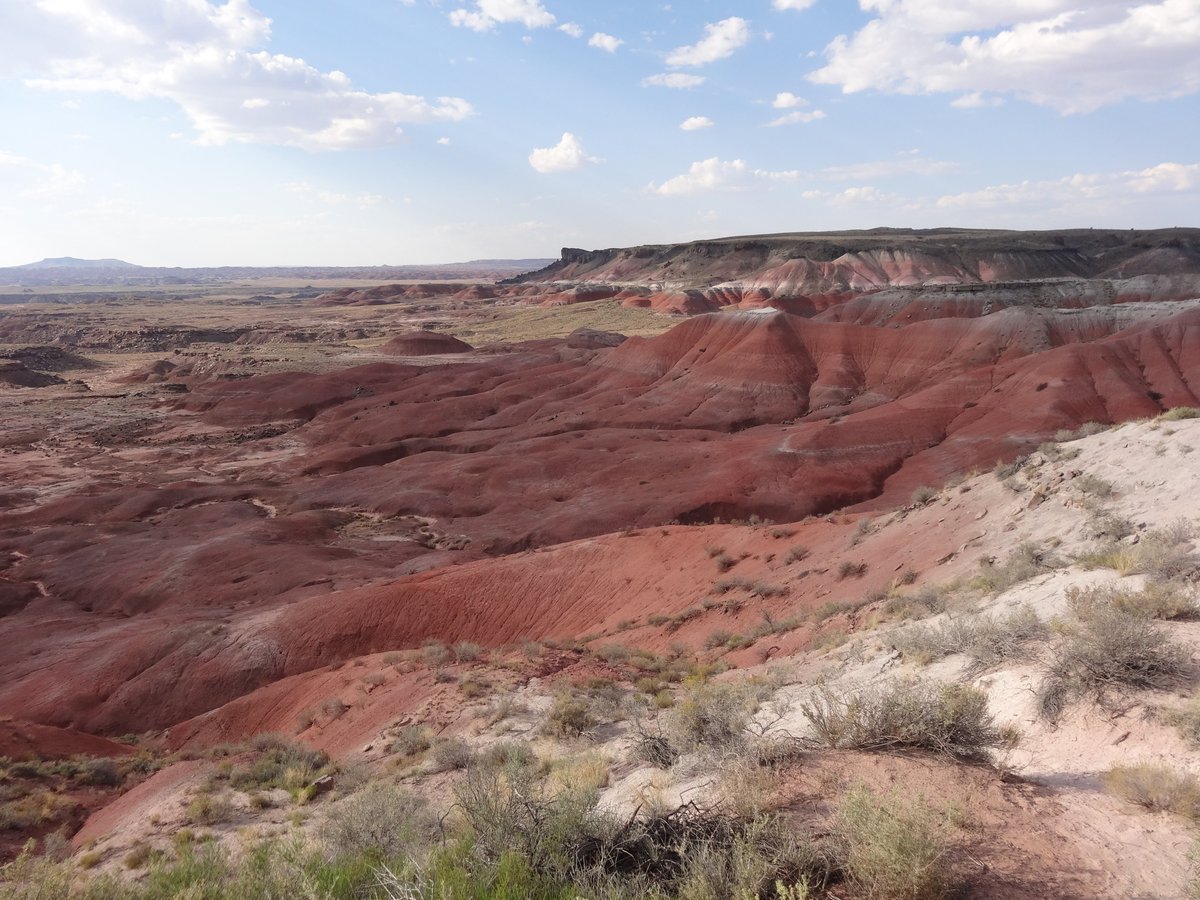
top-left (772, 91), bottom-right (809, 109)
top-left (437, 137), bottom-right (452, 145)
top-left (282, 181), bottom-right (383, 208)
top-left (0, 151), bottom-right (85, 199)
top-left (680, 115), bottom-right (714, 130)
top-left (558, 22), bottom-right (583, 38)
top-left (588, 32), bottom-right (623, 53)
top-left (449, 0), bottom-right (555, 32)
top-left (666, 17), bottom-right (750, 67)
top-left (650, 158), bottom-right (748, 196)
top-left (528, 132), bottom-right (600, 173)
top-left (937, 161), bottom-right (1200, 210)
top-left (642, 72), bottom-right (706, 88)
top-left (11, 1), bottom-right (473, 151)
top-left (766, 108), bottom-right (827, 126)
top-left (810, 0), bottom-right (1200, 113)
top-left (773, 0), bottom-right (817, 9)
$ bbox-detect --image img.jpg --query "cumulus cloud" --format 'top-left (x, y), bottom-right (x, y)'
top-left (588, 32), bottom-right (623, 52)
top-left (809, 0), bottom-right (1200, 113)
top-left (650, 158), bottom-right (748, 196)
top-left (680, 116), bottom-right (715, 130)
top-left (767, 109), bottom-right (827, 126)
top-left (772, 91), bottom-right (809, 109)
top-left (558, 22), bottom-right (583, 37)
top-left (528, 132), bottom-right (600, 173)
top-left (642, 72), bottom-right (706, 88)
top-left (666, 17), bottom-right (750, 67)
top-left (10, 0), bottom-right (473, 150)
top-left (773, 0), bottom-right (817, 9)
top-left (449, 0), bottom-right (556, 31)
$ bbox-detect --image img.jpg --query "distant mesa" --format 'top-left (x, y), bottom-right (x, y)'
top-left (16, 257), bottom-right (141, 270)
top-left (378, 330), bottom-right (474, 356)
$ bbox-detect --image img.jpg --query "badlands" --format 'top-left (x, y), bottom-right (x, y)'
top-left (3, 227), bottom-right (1200, 898)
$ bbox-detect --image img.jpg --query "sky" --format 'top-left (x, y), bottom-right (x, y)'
top-left (0, 0), bottom-right (1197, 266)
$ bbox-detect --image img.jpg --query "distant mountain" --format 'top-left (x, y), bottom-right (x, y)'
top-left (18, 257), bottom-right (142, 270)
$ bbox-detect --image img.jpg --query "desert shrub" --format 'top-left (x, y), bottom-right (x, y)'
top-left (321, 697), bottom-right (349, 720)
top-left (187, 793), bottom-right (234, 825)
top-left (784, 545), bottom-right (810, 565)
top-left (1137, 522), bottom-right (1199, 582)
top-left (750, 582), bottom-right (787, 599)
top-left (79, 757), bottom-right (122, 787)
top-left (704, 629), bottom-right (733, 650)
top-left (971, 542), bottom-right (1061, 594)
top-left (993, 456), bottom-right (1028, 480)
top-left (1102, 764), bottom-right (1200, 819)
top-left (848, 519), bottom-right (873, 547)
top-left (459, 675), bottom-right (490, 699)
top-left (664, 681), bottom-right (765, 753)
top-left (769, 527), bottom-right (796, 539)
top-left (630, 722), bottom-right (681, 769)
top-left (1161, 407), bottom-right (1200, 421)
top-left (1067, 581), bottom-right (1199, 621)
top-left (453, 641), bottom-right (485, 662)
top-left (802, 678), bottom-right (1012, 762)
top-left (837, 784), bottom-right (953, 900)
top-left (714, 553), bottom-right (737, 573)
top-left (838, 561), bottom-right (868, 580)
top-left (1073, 474), bottom-right (1114, 498)
top-left (360, 671), bottom-right (386, 689)
top-left (910, 486), bottom-right (937, 507)
top-left (1038, 603), bottom-right (1189, 720)
top-left (228, 737), bottom-right (330, 796)
top-left (542, 691), bottom-right (600, 739)
top-left (882, 585), bottom-right (948, 621)
top-left (421, 640), bottom-right (451, 667)
top-left (1166, 694), bottom-right (1200, 747)
top-left (895, 605), bottom-right (1046, 670)
top-left (321, 782), bottom-right (435, 859)
top-left (390, 725), bottom-right (432, 758)
top-left (430, 737), bottom-right (475, 772)
top-left (124, 843), bottom-right (156, 870)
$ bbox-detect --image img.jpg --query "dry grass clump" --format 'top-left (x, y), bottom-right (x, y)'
top-left (1077, 520), bottom-right (1198, 581)
top-left (910, 486), bottom-right (937, 507)
top-left (1164, 693), bottom-right (1200, 747)
top-left (453, 641), bottom-right (485, 662)
top-left (894, 605), bottom-right (1047, 670)
top-left (1067, 581), bottom-right (1199, 621)
top-left (784, 545), bottom-right (810, 565)
top-left (1038, 602), bottom-right (1190, 720)
top-left (1102, 763), bottom-right (1200, 819)
top-left (1160, 407), bottom-right (1200, 421)
top-left (1072, 474), bottom-right (1114, 499)
top-left (836, 784), bottom-right (954, 900)
top-left (186, 792), bottom-right (234, 825)
top-left (320, 782), bottom-right (435, 859)
top-left (881, 584), bottom-right (950, 622)
top-left (801, 678), bottom-right (1013, 762)
top-left (971, 542), bottom-right (1062, 595)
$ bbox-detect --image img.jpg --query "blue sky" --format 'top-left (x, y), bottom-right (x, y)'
top-left (0, 0), bottom-right (1197, 266)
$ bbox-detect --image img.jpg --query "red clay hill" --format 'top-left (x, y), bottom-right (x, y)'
top-left (1, 228), bottom-right (1200, 739)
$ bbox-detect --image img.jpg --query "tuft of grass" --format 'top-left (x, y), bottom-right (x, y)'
top-left (802, 678), bottom-right (1014, 762)
top-left (1161, 407), bottom-right (1200, 421)
top-left (910, 486), bottom-right (937, 507)
top-left (784, 545), bottom-right (810, 565)
top-left (1103, 764), bottom-right (1200, 819)
top-left (186, 793), bottom-right (234, 826)
top-left (838, 561), bottom-right (868, 580)
top-left (321, 782), bottom-right (435, 859)
top-left (1067, 581), bottom-right (1199, 621)
top-left (1073, 474), bottom-right (1114, 499)
top-left (971, 542), bottom-right (1061, 595)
